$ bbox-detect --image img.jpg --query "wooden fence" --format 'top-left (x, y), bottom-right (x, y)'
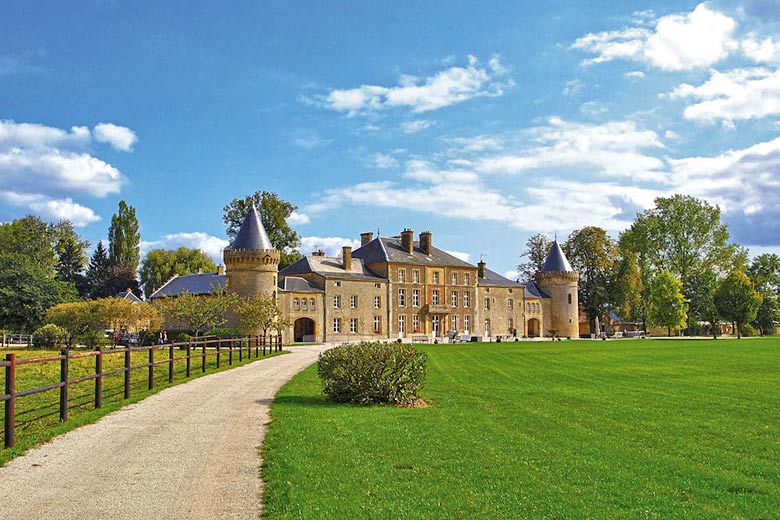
top-left (1, 335), bottom-right (282, 449)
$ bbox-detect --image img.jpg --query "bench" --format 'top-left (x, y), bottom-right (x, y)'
top-left (411, 335), bottom-right (429, 343)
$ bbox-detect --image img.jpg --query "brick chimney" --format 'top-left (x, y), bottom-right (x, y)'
top-left (420, 231), bottom-right (432, 255)
top-left (217, 264), bottom-right (225, 276)
top-left (360, 232), bottom-right (374, 247)
top-left (478, 260), bottom-right (486, 278)
top-left (342, 246), bottom-right (352, 271)
top-left (312, 250), bottom-right (325, 256)
top-left (401, 228), bottom-right (414, 254)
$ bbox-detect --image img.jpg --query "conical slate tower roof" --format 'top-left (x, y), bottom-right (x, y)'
top-left (228, 204), bottom-right (273, 250)
top-left (540, 240), bottom-right (574, 273)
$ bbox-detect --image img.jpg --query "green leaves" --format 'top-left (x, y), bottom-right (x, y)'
top-left (139, 247), bottom-right (217, 298)
top-left (646, 270), bottom-right (687, 334)
top-left (714, 270), bottom-right (763, 338)
top-left (108, 200), bottom-right (140, 272)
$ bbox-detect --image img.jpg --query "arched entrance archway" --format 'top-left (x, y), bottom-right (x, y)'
top-left (527, 318), bottom-right (540, 337)
top-left (294, 317), bottom-right (315, 343)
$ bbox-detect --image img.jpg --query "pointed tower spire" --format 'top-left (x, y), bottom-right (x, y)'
top-left (540, 240), bottom-right (573, 273)
top-left (229, 204), bottom-right (273, 251)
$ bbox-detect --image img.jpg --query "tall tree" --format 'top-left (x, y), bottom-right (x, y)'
top-left (646, 270), bottom-right (688, 336)
top-left (620, 195), bottom-right (745, 333)
top-left (222, 191), bottom-right (302, 268)
top-left (86, 240), bottom-right (111, 294)
top-left (139, 247), bottom-right (217, 298)
top-left (517, 233), bottom-right (551, 282)
top-left (90, 265), bottom-right (142, 300)
top-left (158, 288), bottom-right (239, 337)
top-left (236, 294), bottom-right (283, 340)
top-left (53, 220), bottom-right (91, 297)
top-left (611, 250), bottom-right (643, 324)
top-left (108, 200), bottom-right (140, 272)
top-left (714, 270), bottom-right (762, 339)
top-left (748, 254), bottom-right (780, 335)
top-left (562, 227), bottom-right (618, 332)
top-left (686, 266), bottom-right (720, 338)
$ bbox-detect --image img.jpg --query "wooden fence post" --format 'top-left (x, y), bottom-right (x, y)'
top-left (148, 347), bottom-right (155, 390)
top-left (168, 344), bottom-right (174, 383)
top-left (4, 353), bottom-right (16, 448)
top-left (216, 338), bottom-right (221, 369)
top-left (60, 348), bottom-right (69, 421)
top-left (202, 339), bottom-right (206, 373)
top-left (239, 338), bottom-right (243, 362)
top-left (95, 346), bottom-right (103, 409)
top-left (124, 346), bottom-right (131, 400)
top-left (186, 340), bottom-right (191, 378)
top-left (229, 339), bottom-right (233, 365)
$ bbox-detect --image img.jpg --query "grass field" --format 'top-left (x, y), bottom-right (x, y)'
top-left (0, 344), bottom-right (283, 465)
top-left (261, 338), bottom-right (780, 519)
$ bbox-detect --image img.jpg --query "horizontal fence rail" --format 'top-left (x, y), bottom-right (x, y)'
top-left (1, 335), bottom-right (282, 449)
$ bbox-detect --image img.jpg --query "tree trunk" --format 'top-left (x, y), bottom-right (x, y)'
top-left (667, 327), bottom-right (671, 337)
top-left (737, 323), bottom-right (741, 339)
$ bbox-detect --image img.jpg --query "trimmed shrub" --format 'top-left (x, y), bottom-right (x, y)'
top-left (318, 341), bottom-right (427, 406)
top-left (32, 324), bottom-right (68, 349)
top-left (205, 327), bottom-right (242, 339)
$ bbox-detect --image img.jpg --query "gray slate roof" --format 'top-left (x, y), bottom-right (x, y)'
top-left (353, 237), bottom-right (474, 268)
top-left (227, 204), bottom-right (273, 251)
top-left (278, 276), bottom-right (323, 293)
top-left (114, 290), bottom-right (143, 303)
top-left (478, 268), bottom-right (524, 288)
top-left (540, 241), bottom-right (574, 273)
top-left (524, 281), bottom-right (550, 299)
top-left (149, 272), bottom-right (226, 299)
top-left (281, 255), bottom-right (385, 281)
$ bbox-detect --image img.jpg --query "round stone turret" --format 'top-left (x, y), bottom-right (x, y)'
top-left (536, 241), bottom-right (579, 338)
top-left (223, 204), bottom-right (279, 301)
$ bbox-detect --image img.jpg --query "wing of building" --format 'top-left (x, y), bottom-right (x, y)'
top-left (149, 208), bottom-right (579, 342)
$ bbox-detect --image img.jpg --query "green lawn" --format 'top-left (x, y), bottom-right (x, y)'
top-left (0, 344), bottom-right (283, 465)
top-left (261, 338), bottom-right (780, 519)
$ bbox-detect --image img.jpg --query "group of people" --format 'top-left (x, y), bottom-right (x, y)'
top-left (157, 330), bottom-right (168, 345)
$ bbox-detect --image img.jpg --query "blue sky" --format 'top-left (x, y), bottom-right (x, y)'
top-left (3, 0), bottom-right (780, 280)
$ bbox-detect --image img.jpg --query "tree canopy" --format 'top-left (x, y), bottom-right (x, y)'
top-left (748, 254), bottom-right (780, 335)
top-left (715, 270), bottom-right (763, 339)
top-left (646, 270), bottom-right (687, 336)
top-left (139, 247), bottom-right (217, 298)
top-left (157, 288), bottom-right (239, 337)
top-left (222, 191), bottom-right (302, 268)
top-left (108, 200), bottom-right (141, 272)
top-left (517, 233), bottom-right (551, 282)
top-left (563, 227), bottom-right (617, 330)
top-left (90, 265), bottom-right (142, 300)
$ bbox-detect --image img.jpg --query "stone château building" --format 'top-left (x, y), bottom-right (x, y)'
top-left (151, 206), bottom-right (579, 342)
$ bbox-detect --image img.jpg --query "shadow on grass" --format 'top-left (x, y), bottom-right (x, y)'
top-left (271, 394), bottom-right (337, 408)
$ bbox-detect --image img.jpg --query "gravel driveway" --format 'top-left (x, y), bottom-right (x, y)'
top-left (0, 345), bottom-right (329, 520)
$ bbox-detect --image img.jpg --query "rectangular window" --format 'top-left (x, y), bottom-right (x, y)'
top-left (464, 315), bottom-right (470, 333)
top-left (293, 298), bottom-right (300, 311)
top-left (451, 290), bottom-right (458, 308)
top-left (350, 295), bottom-right (357, 309)
top-left (508, 318), bottom-right (514, 330)
top-left (464, 292), bottom-right (470, 308)
top-left (374, 316), bottom-right (381, 333)
top-left (333, 317), bottom-right (341, 333)
top-left (398, 268), bottom-right (406, 283)
top-left (333, 295), bottom-right (340, 308)
top-left (398, 288), bottom-right (406, 307)
top-left (412, 314), bottom-right (419, 332)
top-left (399, 314), bottom-right (406, 333)
top-left (412, 289), bottom-right (420, 307)
top-left (310, 298), bottom-right (315, 310)
top-left (452, 272), bottom-right (458, 285)
top-left (432, 289), bottom-right (440, 304)
top-left (374, 296), bottom-right (381, 309)
top-left (484, 298), bottom-right (490, 310)
top-left (374, 283), bottom-right (381, 288)
top-left (350, 318), bottom-right (358, 334)
top-left (464, 273), bottom-right (470, 285)
top-left (334, 281), bottom-right (341, 287)
top-left (412, 270), bottom-right (420, 283)
top-left (432, 271), bottom-right (440, 284)
top-left (452, 314), bottom-right (459, 332)
top-left (485, 319), bottom-right (491, 336)
top-left (302, 298), bottom-right (307, 311)
top-left (508, 299), bottom-right (513, 310)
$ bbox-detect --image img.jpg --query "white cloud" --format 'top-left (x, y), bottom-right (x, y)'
top-left (401, 119), bottom-right (434, 133)
top-left (287, 211), bottom-right (311, 225)
top-left (0, 191), bottom-right (101, 227)
top-left (321, 56), bottom-right (511, 115)
top-left (93, 123), bottom-right (137, 151)
top-left (475, 117), bottom-right (667, 182)
top-left (572, 3), bottom-right (737, 71)
top-left (445, 250), bottom-right (471, 262)
top-left (300, 236), bottom-right (360, 257)
top-left (373, 153), bottom-right (399, 169)
top-left (561, 79), bottom-right (584, 97)
top-left (0, 120), bottom-right (127, 225)
top-left (741, 33), bottom-right (780, 63)
top-left (503, 269), bottom-right (521, 281)
top-left (141, 232), bottom-right (230, 266)
top-left (291, 135), bottom-right (332, 149)
top-left (441, 135), bottom-right (504, 153)
top-left (625, 70), bottom-right (645, 78)
top-left (669, 67), bottom-right (780, 123)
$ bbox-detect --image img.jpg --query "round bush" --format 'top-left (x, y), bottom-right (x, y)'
top-left (32, 324), bottom-right (68, 349)
top-left (318, 341), bottom-right (427, 406)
